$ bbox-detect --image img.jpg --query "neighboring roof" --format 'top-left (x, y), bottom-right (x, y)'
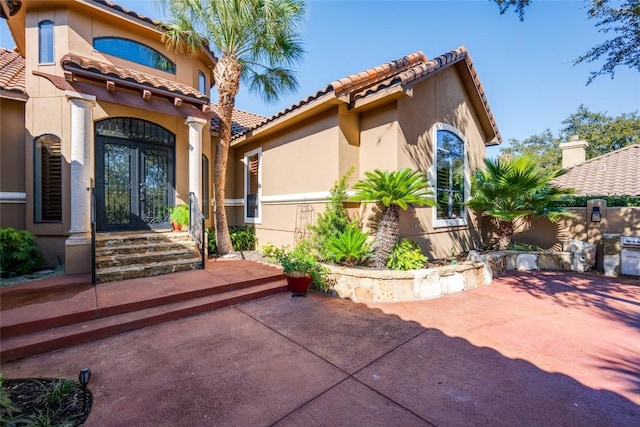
top-left (0, 47), bottom-right (26, 98)
top-left (210, 105), bottom-right (267, 137)
top-left (61, 53), bottom-right (208, 103)
top-left (554, 144), bottom-right (640, 196)
top-left (232, 46), bottom-right (501, 144)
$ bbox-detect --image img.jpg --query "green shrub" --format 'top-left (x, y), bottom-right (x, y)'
top-left (278, 241), bottom-right (329, 292)
top-left (552, 195), bottom-right (640, 207)
top-left (0, 227), bottom-right (46, 277)
top-left (508, 242), bottom-right (542, 251)
top-left (261, 243), bottom-right (288, 261)
top-left (207, 226), bottom-right (257, 254)
top-left (387, 239), bottom-right (428, 271)
top-left (310, 167), bottom-right (356, 261)
top-left (325, 226), bottom-right (372, 266)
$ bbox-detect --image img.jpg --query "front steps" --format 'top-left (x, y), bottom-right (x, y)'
top-left (95, 231), bottom-right (203, 283)
top-left (0, 262), bottom-right (287, 362)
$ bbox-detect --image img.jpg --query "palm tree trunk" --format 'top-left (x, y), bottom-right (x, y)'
top-left (370, 204), bottom-right (400, 269)
top-left (496, 220), bottom-right (515, 250)
top-left (213, 56), bottom-right (241, 255)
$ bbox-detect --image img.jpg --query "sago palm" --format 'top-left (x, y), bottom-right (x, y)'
top-left (351, 169), bottom-right (435, 269)
top-left (467, 155), bottom-right (575, 250)
top-left (160, 0), bottom-right (305, 254)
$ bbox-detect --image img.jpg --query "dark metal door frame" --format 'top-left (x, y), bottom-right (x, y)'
top-left (95, 135), bottom-right (175, 232)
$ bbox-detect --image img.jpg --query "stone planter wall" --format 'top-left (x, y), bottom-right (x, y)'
top-left (326, 243), bottom-right (597, 303)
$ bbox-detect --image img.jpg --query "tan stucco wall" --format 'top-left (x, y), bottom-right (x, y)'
top-left (18, 3), bottom-right (214, 268)
top-left (230, 66), bottom-right (492, 259)
top-left (494, 207), bottom-right (640, 250)
top-left (0, 98), bottom-right (27, 229)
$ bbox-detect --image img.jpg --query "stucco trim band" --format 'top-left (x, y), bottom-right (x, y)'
top-left (0, 192), bottom-right (27, 203)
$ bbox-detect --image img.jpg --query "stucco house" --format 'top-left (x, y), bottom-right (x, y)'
top-left (0, 0), bottom-right (502, 278)
top-left (225, 47), bottom-right (502, 259)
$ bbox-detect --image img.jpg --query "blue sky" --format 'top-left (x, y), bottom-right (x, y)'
top-left (2, 0), bottom-right (638, 157)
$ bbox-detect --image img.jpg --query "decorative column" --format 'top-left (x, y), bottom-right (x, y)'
top-left (66, 91), bottom-right (96, 236)
top-left (64, 91), bottom-right (95, 274)
top-left (185, 116), bottom-right (207, 210)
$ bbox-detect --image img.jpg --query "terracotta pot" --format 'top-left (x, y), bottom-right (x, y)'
top-left (171, 221), bottom-right (182, 231)
top-left (285, 272), bottom-right (312, 296)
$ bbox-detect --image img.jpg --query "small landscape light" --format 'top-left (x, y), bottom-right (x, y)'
top-left (590, 206), bottom-right (601, 222)
top-left (79, 367), bottom-right (91, 408)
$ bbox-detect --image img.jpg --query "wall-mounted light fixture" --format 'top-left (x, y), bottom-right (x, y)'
top-left (591, 206), bottom-right (602, 222)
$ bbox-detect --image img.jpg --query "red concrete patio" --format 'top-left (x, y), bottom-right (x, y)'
top-left (1, 268), bottom-right (638, 426)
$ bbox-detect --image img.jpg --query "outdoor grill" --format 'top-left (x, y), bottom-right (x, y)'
top-left (620, 235), bottom-right (640, 277)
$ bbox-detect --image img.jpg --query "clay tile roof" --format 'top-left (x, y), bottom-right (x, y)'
top-left (210, 105), bottom-right (267, 137)
top-left (0, 47), bottom-right (26, 96)
top-left (554, 144), bottom-right (640, 196)
top-left (92, 0), bottom-right (164, 28)
top-left (330, 51), bottom-right (427, 96)
top-left (232, 46), bottom-right (501, 144)
top-left (60, 53), bottom-right (208, 102)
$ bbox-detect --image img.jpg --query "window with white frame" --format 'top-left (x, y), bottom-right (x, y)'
top-left (244, 148), bottom-right (262, 223)
top-left (38, 20), bottom-right (54, 64)
top-left (34, 134), bottom-right (62, 222)
top-left (432, 124), bottom-right (468, 227)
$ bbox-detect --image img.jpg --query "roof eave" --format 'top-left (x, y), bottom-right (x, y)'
top-left (0, 88), bottom-right (27, 101)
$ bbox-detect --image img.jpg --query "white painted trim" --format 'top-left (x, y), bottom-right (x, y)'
top-left (224, 199), bottom-right (244, 206)
top-left (0, 192), bottom-right (27, 203)
top-left (430, 123), bottom-right (469, 228)
top-left (243, 147), bottom-right (262, 224)
top-left (224, 190), bottom-right (358, 207)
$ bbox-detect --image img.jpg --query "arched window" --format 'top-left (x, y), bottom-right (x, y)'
top-left (431, 124), bottom-right (468, 227)
top-left (93, 37), bottom-right (176, 74)
top-left (34, 134), bottom-right (62, 222)
top-left (38, 20), bottom-right (54, 64)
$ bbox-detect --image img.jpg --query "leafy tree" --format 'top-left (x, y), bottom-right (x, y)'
top-left (499, 130), bottom-right (561, 174)
top-left (351, 169), bottom-right (435, 269)
top-left (160, 0), bottom-right (305, 255)
top-left (500, 106), bottom-right (640, 174)
top-left (492, 0), bottom-right (640, 84)
top-left (576, 0), bottom-right (640, 84)
top-left (468, 156), bottom-right (575, 250)
top-left (560, 105), bottom-right (640, 158)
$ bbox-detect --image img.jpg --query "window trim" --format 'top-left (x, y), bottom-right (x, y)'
top-left (429, 123), bottom-right (469, 228)
top-left (198, 70), bottom-right (207, 96)
top-left (34, 134), bottom-right (63, 223)
top-left (38, 20), bottom-right (54, 64)
top-left (93, 37), bottom-right (176, 74)
top-left (243, 147), bottom-right (262, 224)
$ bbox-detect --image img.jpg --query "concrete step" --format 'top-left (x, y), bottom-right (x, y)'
top-left (96, 257), bottom-right (203, 284)
top-left (95, 231), bottom-right (193, 248)
top-left (0, 280), bottom-right (287, 363)
top-left (96, 248), bottom-right (202, 269)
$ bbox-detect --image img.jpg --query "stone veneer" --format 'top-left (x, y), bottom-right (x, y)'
top-left (326, 246), bottom-right (596, 303)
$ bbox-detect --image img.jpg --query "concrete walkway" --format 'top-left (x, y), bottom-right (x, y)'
top-left (1, 270), bottom-right (638, 426)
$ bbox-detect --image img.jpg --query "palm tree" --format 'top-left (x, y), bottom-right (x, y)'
top-left (351, 169), bottom-right (435, 269)
top-left (467, 155), bottom-right (575, 250)
top-left (160, 0), bottom-right (305, 254)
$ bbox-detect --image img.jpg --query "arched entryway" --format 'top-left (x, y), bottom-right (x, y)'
top-left (95, 118), bottom-right (175, 231)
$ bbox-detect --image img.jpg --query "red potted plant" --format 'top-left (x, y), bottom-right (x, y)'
top-left (278, 243), bottom-right (328, 297)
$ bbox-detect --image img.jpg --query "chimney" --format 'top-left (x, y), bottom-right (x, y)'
top-left (559, 135), bottom-right (588, 169)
